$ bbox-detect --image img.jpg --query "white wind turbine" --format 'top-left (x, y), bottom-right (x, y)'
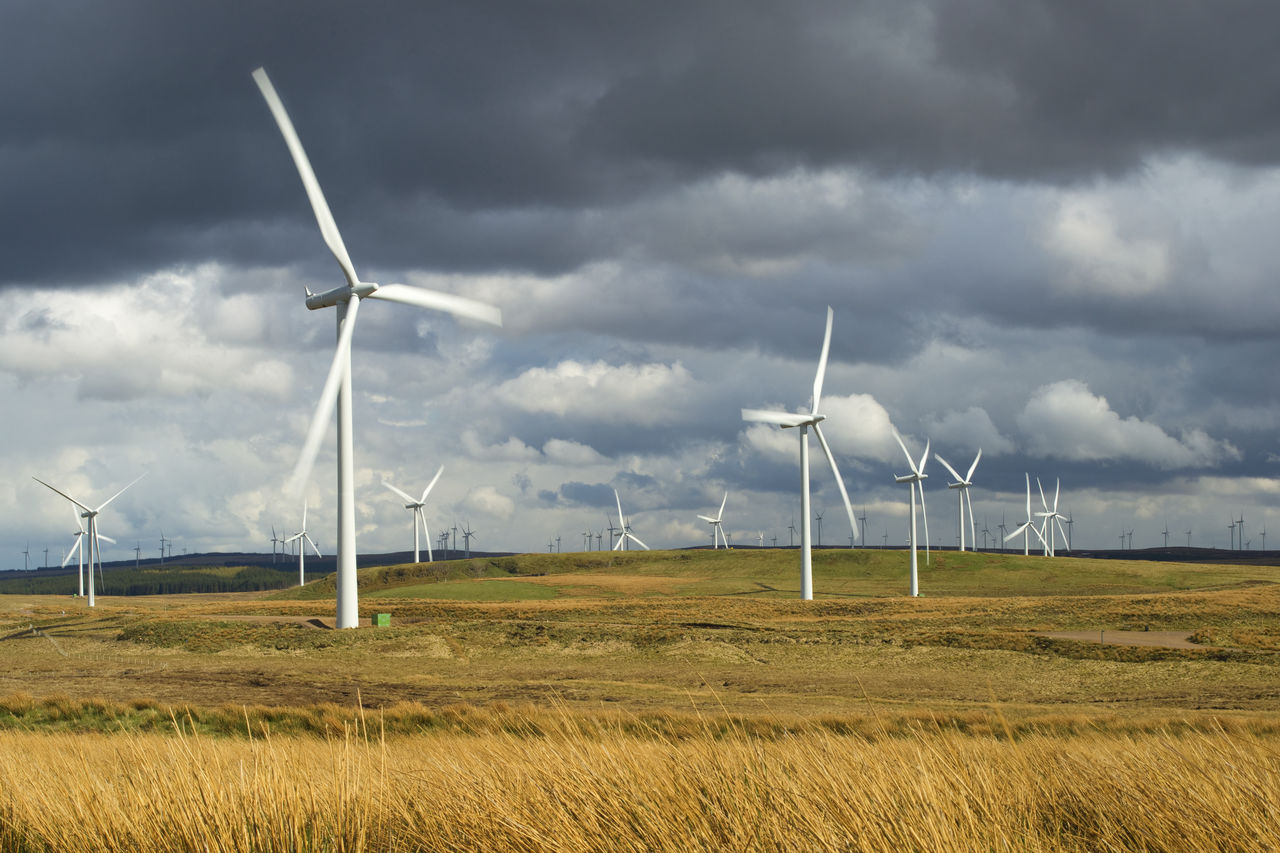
top-left (1005, 473), bottom-right (1047, 556)
top-left (61, 506), bottom-right (116, 598)
top-left (383, 465), bottom-right (444, 564)
top-left (741, 307), bottom-right (858, 600)
top-left (253, 69), bottom-right (501, 629)
top-left (891, 429), bottom-right (931, 597)
top-left (612, 490), bottom-right (649, 551)
top-left (697, 492), bottom-right (729, 549)
top-left (33, 473), bottom-right (145, 608)
top-left (1034, 478), bottom-right (1070, 557)
top-left (935, 449), bottom-right (981, 552)
top-left (285, 502), bottom-right (321, 587)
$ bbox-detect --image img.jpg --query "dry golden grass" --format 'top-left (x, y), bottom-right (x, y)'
top-left (0, 712), bottom-right (1277, 852)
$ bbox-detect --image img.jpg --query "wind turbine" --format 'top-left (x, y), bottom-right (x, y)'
top-left (697, 492), bottom-right (729, 549)
top-left (814, 510), bottom-right (824, 548)
top-left (741, 307), bottom-right (858, 599)
top-left (253, 68), bottom-right (501, 629)
top-left (997, 514), bottom-right (1008, 553)
top-left (285, 502), bottom-right (321, 587)
top-left (612, 490), bottom-right (649, 551)
top-left (462, 523), bottom-right (476, 558)
top-left (1033, 478), bottom-right (1069, 557)
top-left (1237, 512), bottom-right (1245, 552)
top-left (891, 429), bottom-right (930, 597)
top-left (757, 531), bottom-right (766, 548)
top-left (935, 449), bottom-right (982, 552)
top-left (61, 507), bottom-right (116, 598)
top-left (33, 473), bottom-right (145, 608)
top-left (382, 465), bottom-right (444, 564)
top-left (856, 507), bottom-right (869, 548)
top-left (1161, 520), bottom-right (1170, 548)
top-left (1004, 474), bottom-right (1047, 557)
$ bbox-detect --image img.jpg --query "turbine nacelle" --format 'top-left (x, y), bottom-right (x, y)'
top-left (305, 282), bottom-right (379, 310)
top-left (781, 413), bottom-right (825, 430)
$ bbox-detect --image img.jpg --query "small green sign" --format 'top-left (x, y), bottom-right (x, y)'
top-left (374, 613), bottom-right (391, 627)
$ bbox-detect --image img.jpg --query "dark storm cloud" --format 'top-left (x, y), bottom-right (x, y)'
top-left (6, 0), bottom-right (1280, 289)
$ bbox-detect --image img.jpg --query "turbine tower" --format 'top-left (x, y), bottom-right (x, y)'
top-left (935, 449), bottom-right (982, 552)
top-left (856, 507), bottom-right (869, 548)
top-left (253, 69), bottom-right (502, 628)
top-left (697, 492), bottom-right (729, 549)
top-left (891, 429), bottom-right (930, 597)
top-left (33, 473), bottom-right (145, 608)
top-left (285, 502), bottom-right (321, 587)
top-left (611, 490), bottom-right (649, 551)
top-left (741, 307), bottom-right (858, 599)
top-left (62, 507), bottom-right (116, 598)
top-left (382, 465), bottom-right (444, 563)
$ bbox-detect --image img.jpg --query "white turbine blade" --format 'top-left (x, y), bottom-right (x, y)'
top-left (31, 478), bottom-right (92, 514)
top-left (811, 306), bottom-right (833, 414)
top-left (73, 504), bottom-right (85, 533)
top-left (626, 532), bottom-right (649, 551)
top-left (383, 480), bottom-right (417, 505)
top-left (741, 408), bottom-right (811, 427)
top-left (302, 500), bottom-right (309, 531)
top-left (1031, 521), bottom-right (1048, 549)
top-left (366, 284), bottom-right (502, 328)
top-left (612, 536), bottom-right (624, 552)
top-left (251, 68), bottom-right (359, 288)
top-left (1024, 473), bottom-right (1031, 518)
top-left (1053, 478), bottom-right (1061, 513)
top-left (717, 491), bottom-right (728, 521)
top-left (934, 454), bottom-right (963, 484)
top-left (305, 533), bottom-right (322, 558)
top-left (94, 472), bottom-right (147, 513)
top-left (965, 449), bottom-right (983, 482)
top-left (919, 480), bottom-right (930, 561)
top-left (918, 439), bottom-right (930, 477)
top-left (812, 423), bottom-right (857, 541)
top-left (1005, 521), bottom-right (1029, 543)
top-left (1037, 477), bottom-right (1048, 512)
top-left (420, 464), bottom-right (445, 503)
top-left (420, 511), bottom-right (432, 558)
top-left (614, 489), bottom-right (626, 528)
top-left (890, 428), bottom-right (919, 475)
top-left (1055, 516), bottom-right (1070, 549)
top-left (61, 538), bottom-right (80, 568)
top-left (287, 297), bottom-right (361, 494)
top-left (697, 515), bottom-right (716, 523)
top-left (97, 533), bottom-right (117, 545)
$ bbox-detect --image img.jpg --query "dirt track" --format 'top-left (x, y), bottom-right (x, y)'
top-left (1038, 630), bottom-right (1208, 649)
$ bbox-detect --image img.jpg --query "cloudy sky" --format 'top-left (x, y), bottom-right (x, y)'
top-left (4, 1), bottom-right (1280, 569)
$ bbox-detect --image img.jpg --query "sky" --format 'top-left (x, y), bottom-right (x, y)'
top-left (3, 0), bottom-right (1280, 569)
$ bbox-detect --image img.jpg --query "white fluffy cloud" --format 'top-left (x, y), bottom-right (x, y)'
top-left (1042, 195), bottom-right (1171, 297)
top-left (1017, 380), bottom-right (1239, 469)
top-left (462, 485), bottom-right (515, 520)
top-left (494, 359), bottom-right (697, 425)
top-left (923, 406), bottom-right (1016, 457)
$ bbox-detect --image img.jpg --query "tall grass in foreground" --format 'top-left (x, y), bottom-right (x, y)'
top-left (0, 718), bottom-right (1277, 852)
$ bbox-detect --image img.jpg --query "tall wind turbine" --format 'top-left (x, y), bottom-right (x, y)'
top-left (891, 429), bottom-right (930, 597)
top-left (285, 502), bottom-right (321, 587)
top-left (33, 473), bottom-right (145, 608)
top-left (253, 69), bottom-right (502, 629)
top-left (741, 307), bottom-right (858, 599)
top-left (935, 449), bottom-right (982, 552)
top-left (383, 465), bottom-right (444, 564)
top-left (1033, 478), bottom-right (1069, 557)
top-left (698, 492), bottom-right (729, 549)
top-left (1005, 474), bottom-right (1046, 557)
top-left (612, 490), bottom-right (649, 551)
top-left (856, 507), bottom-right (869, 548)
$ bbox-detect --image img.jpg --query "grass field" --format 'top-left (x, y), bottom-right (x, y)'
top-left (1, 548), bottom-right (1278, 849)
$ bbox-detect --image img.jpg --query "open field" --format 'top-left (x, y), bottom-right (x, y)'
top-left (2, 549), bottom-right (1279, 850)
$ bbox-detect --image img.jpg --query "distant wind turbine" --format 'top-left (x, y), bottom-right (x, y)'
top-left (742, 307), bottom-right (858, 599)
top-left (1005, 474), bottom-right (1046, 557)
top-left (1033, 478), bottom-right (1069, 557)
top-left (382, 465), bottom-right (444, 564)
top-left (33, 473), bottom-right (145, 608)
top-left (61, 506), bottom-right (116, 598)
top-left (252, 68), bottom-right (501, 629)
top-left (285, 502), bottom-right (321, 587)
top-left (697, 492), bottom-right (729, 549)
top-left (612, 491), bottom-right (649, 551)
top-left (892, 429), bottom-right (930, 597)
top-left (935, 449), bottom-right (982, 552)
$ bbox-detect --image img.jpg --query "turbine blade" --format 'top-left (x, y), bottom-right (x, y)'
top-left (1037, 477), bottom-right (1048, 511)
top-left (287, 297), bottom-right (361, 495)
top-left (305, 533), bottom-right (321, 558)
top-left (696, 515), bottom-right (715, 523)
top-left (421, 464), bottom-right (445, 502)
top-left (966, 448), bottom-right (983, 482)
top-left (97, 533), bottom-right (117, 545)
top-left (919, 481), bottom-right (930, 561)
top-left (812, 423), bottom-right (857, 540)
top-left (31, 478), bottom-right (92, 514)
top-left (383, 480), bottom-right (417, 505)
top-left (741, 408), bottom-right (811, 427)
top-left (302, 500), bottom-right (308, 530)
top-left (1055, 517), bottom-right (1070, 549)
top-left (965, 488), bottom-right (976, 550)
top-left (890, 428), bottom-right (919, 474)
top-left (1024, 473), bottom-right (1031, 517)
top-left (61, 539), bottom-right (79, 568)
top-left (1053, 478), bottom-right (1061, 512)
top-left (934, 454), bottom-right (963, 484)
top-left (251, 68), bottom-right (359, 288)
top-left (366, 283), bottom-right (502, 328)
top-left (811, 306), bottom-right (833, 414)
top-left (627, 533), bottom-right (649, 550)
top-left (718, 491), bottom-right (728, 521)
top-left (95, 472), bottom-right (148, 513)
top-left (918, 439), bottom-right (930, 476)
top-left (614, 489), bottom-right (625, 528)
top-left (1005, 522), bottom-right (1028, 543)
